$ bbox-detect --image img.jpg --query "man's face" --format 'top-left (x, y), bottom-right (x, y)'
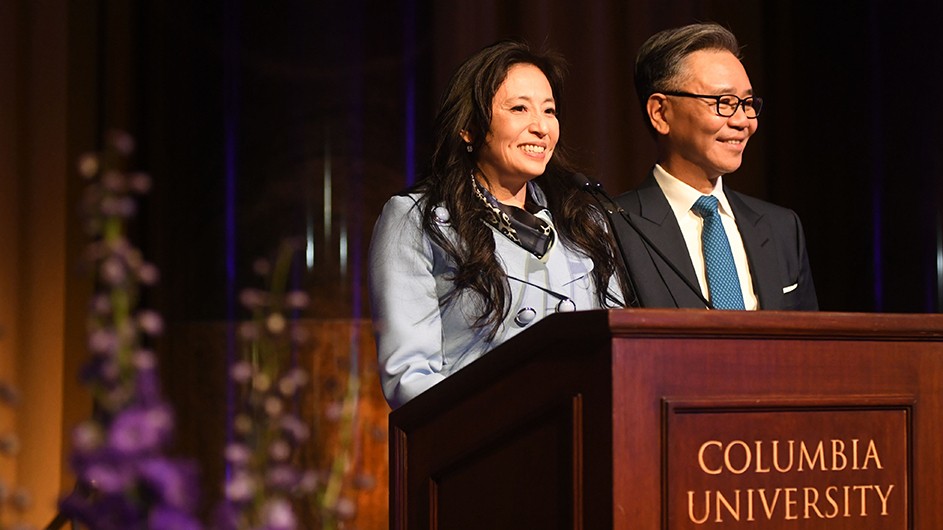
top-left (660, 49), bottom-right (758, 183)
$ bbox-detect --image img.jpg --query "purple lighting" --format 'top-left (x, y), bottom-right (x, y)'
top-left (403, 0), bottom-right (418, 186)
top-left (223, 0), bottom-right (241, 482)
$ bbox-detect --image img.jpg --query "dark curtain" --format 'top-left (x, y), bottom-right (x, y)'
top-left (124, 0), bottom-right (943, 321)
top-left (79, 0), bottom-right (942, 519)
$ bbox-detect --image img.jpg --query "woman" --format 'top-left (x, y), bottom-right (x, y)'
top-left (369, 40), bottom-right (628, 408)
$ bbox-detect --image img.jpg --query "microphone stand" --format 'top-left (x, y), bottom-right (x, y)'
top-left (572, 173), bottom-right (640, 308)
top-left (573, 173), bottom-right (714, 310)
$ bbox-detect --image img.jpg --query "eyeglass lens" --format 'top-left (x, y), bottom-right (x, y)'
top-left (718, 95), bottom-right (761, 118)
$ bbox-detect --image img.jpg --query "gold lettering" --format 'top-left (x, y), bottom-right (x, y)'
top-left (753, 440), bottom-right (770, 473)
top-left (772, 440), bottom-right (794, 472)
top-left (851, 439), bottom-right (860, 470)
top-left (687, 490), bottom-right (710, 524)
top-left (698, 441), bottom-right (723, 475)
top-left (824, 486), bottom-right (840, 518)
top-left (685, 484), bottom-right (894, 522)
top-left (874, 484), bottom-right (894, 515)
top-left (715, 490), bottom-right (740, 522)
top-left (758, 488), bottom-right (781, 519)
top-left (853, 485), bottom-right (872, 516)
top-left (799, 441), bottom-right (826, 471)
top-left (831, 439), bottom-right (847, 471)
top-left (803, 486), bottom-right (826, 519)
top-left (724, 440), bottom-right (751, 475)
top-left (863, 439), bottom-right (883, 470)
top-left (746, 488), bottom-right (755, 521)
top-left (784, 487), bottom-right (799, 520)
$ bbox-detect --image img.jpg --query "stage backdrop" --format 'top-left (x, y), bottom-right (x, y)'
top-left (4, 0), bottom-right (941, 527)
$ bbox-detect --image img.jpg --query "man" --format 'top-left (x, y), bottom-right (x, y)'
top-left (614, 23), bottom-right (818, 310)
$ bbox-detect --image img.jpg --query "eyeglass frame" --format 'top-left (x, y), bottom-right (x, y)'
top-left (660, 91), bottom-right (763, 118)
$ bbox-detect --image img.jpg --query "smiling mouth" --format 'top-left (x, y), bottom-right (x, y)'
top-left (520, 144), bottom-right (547, 154)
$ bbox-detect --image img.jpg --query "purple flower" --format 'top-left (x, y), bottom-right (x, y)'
top-left (106, 129), bottom-right (135, 154)
top-left (224, 442), bottom-right (252, 465)
top-left (136, 310), bottom-right (164, 336)
top-left (265, 465), bottom-right (298, 490)
top-left (284, 291), bottom-right (310, 310)
top-left (268, 439), bottom-right (291, 462)
top-left (137, 262), bottom-right (160, 285)
top-left (101, 196), bottom-right (137, 218)
top-left (229, 360), bottom-right (254, 384)
top-left (84, 461), bottom-right (135, 493)
top-left (298, 470), bottom-right (319, 493)
top-left (101, 170), bottom-right (127, 193)
top-left (133, 349), bottom-right (157, 371)
top-left (237, 321), bottom-right (260, 341)
top-left (260, 498), bottom-right (297, 530)
top-left (135, 367), bottom-right (163, 407)
top-left (224, 472), bottom-right (256, 503)
top-left (127, 172), bottom-right (152, 194)
top-left (148, 505), bottom-right (202, 530)
top-left (212, 502), bottom-right (242, 530)
top-left (239, 288), bottom-right (266, 310)
top-left (107, 405), bottom-right (173, 455)
top-left (88, 329), bottom-right (118, 355)
top-left (100, 256), bottom-right (127, 285)
top-left (89, 293), bottom-right (112, 315)
top-left (138, 458), bottom-right (200, 512)
top-left (279, 416), bottom-right (310, 443)
top-left (333, 496), bottom-right (357, 521)
top-left (71, 421), bottom-right (104, 453)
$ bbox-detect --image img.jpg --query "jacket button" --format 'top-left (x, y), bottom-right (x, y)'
top-left (514, 307), bottom-right (537, 327)
top-left (555, 298), bottom-right (576, 312)
top-left (433, 206), bottom-right (450, 224)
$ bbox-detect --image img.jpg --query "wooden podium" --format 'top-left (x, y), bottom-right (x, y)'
top-left (388, 309), bottom-right (943, 529)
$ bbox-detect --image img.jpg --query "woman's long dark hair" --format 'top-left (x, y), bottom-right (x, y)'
top-left (413, 40), bottom-right (629, 339)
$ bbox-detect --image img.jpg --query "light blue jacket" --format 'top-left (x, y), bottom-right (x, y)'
top-left (369, 187), bottom-right (621, 408)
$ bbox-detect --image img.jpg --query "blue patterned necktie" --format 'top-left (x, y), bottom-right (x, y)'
top-left (691, 195), bottom-right (745, 310)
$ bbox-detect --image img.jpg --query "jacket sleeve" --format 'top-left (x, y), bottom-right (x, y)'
top-left (368, 195), bottom-right (447, 408)
top-left (791, 211), bottom-right (819, 310)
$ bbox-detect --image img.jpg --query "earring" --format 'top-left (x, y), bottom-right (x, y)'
top-left (466, 144), bottom-right (473, 153)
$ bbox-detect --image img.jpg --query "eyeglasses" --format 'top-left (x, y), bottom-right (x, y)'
top-left (661, 91), bottom-right (763, 118)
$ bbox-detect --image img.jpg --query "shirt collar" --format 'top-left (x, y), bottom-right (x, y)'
top-left (652, 164), bottom-right (736, 219)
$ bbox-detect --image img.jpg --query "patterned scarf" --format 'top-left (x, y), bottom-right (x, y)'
top-left (472, 175), bottom-right (555, 259)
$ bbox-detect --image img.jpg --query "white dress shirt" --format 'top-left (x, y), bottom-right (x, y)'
top-left (652, 164), bottom-right (758, 310)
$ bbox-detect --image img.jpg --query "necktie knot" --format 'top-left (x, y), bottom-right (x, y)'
top-left (692, 195), bottom-right (720, 218)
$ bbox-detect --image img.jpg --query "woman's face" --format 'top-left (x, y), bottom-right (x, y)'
top-left (475, 63), bottom-right (559, 193)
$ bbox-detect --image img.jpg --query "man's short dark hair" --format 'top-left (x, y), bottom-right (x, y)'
top-left (634, 23), bottom-right (741, 134)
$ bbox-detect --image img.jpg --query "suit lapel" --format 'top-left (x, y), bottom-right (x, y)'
top-left (727, 190), bottom-right (783, 309)
top-left (631, 175), bottom-right (701, 294)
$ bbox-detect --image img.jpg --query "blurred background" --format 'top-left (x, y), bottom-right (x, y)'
top-left (1, 0), bottom-right (941, 527)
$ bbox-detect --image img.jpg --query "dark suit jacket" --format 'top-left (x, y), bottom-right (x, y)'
top-left (613, 173), bottom-right (818, 310)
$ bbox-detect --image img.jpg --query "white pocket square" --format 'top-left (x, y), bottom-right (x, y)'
top-left (782, 283), bottom-right (798, 294)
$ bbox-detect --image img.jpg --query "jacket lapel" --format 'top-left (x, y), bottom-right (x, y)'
top-left (727, 190), bottom-right (783, 309)
top-left (632, 175), bottom-right (701, 292)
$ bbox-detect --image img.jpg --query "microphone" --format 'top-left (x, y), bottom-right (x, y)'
top-left (572, 173), bottom-right (640, 308)
top-left (572, 173), bottom-right (714, 310)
